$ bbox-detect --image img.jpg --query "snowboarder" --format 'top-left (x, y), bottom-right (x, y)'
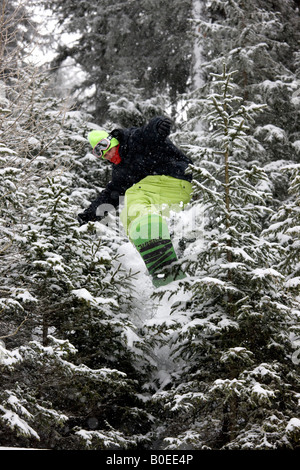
top-left (78, 116), bottom-right (193, 287)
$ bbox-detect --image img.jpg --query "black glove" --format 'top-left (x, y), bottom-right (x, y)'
top-left (77, 211), bottom-right (100, 226)
top-left (157, 118), bottom-right (172, 138)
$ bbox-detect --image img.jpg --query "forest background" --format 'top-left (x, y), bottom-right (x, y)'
top-left (0, 0), bottom-right (300, 451)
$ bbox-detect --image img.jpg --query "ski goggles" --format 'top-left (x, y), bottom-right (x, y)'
top-left (93, 138), bottom-right (111, 158)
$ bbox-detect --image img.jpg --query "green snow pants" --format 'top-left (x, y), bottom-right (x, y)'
top-left (120, 175), bottom-right (192, 286)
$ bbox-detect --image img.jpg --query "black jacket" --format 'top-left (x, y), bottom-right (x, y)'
top-left (79, 117), bottom-right (192, 222)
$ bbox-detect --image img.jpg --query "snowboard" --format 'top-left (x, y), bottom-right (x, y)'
top-left (129, 213), bottom-right (186, 288)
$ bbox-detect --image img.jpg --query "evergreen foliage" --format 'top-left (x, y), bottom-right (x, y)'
top-left (40, 0), bottom-right (193, 121)
top-left (0, 104), bottom-right (154, 449)
top-left (0, 5), bottom-right (154, 447)
top-left (149, 67), bottom-right (300, 450)
top-left (192, 0), bottom-right (300, 165)
top-left (1, 0), bottom-right (299, 451)
top-left (266, 162), bottom-right (300, 295)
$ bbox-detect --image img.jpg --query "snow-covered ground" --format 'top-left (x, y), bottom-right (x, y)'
top-left (0, 447), bottom-right (47, 450)
top-left (114, 206), bottom-right (201, 392)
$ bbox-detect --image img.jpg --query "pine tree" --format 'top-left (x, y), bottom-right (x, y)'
top-left (150, 66), bottom-right (300, 450)
top-left (0, 17), bottom-right (155, 445)
top-left (1, 169), bottom-right (155, 449)
top-left (0, 8), bottom-right (75, 348)
top-left (40, 0), bottom-right (193, 121)
top-left (192, 0), bottom-right (300, 165)
top-left (103, 73), bottom-right (167, 128)
top-left (266, 162), bottom-right (300, 295)
top-left (0, 0), bottom-right (38, 60)
top-left (0, 333), bottom-right (153, 449)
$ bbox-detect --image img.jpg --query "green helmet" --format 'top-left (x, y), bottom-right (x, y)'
top-left (88, 130), bottom-right (119, 158)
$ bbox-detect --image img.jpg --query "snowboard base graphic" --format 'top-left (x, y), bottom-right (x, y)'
top-left (129, 213), bottom-right (186, 288)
